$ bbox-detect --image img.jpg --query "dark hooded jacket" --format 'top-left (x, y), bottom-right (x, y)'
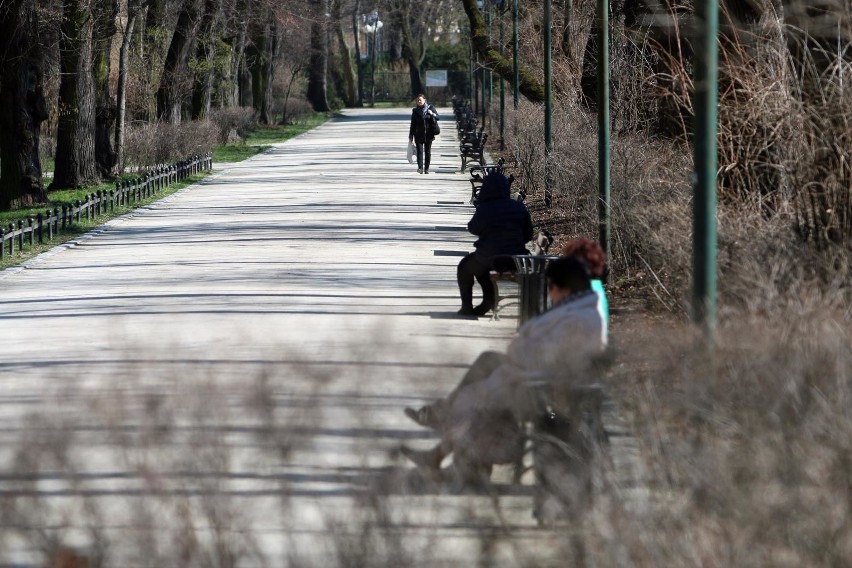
top-left (467, 172), bottom-right (534, 258)
top-left (409, 103), bottom-right (439, 142)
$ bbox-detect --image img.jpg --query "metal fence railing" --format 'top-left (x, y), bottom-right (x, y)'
top-left (0, 153), bottom-right (213, 261)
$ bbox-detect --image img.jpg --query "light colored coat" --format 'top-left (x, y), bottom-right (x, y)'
top-left (445, 290), bottom-right (607, 464)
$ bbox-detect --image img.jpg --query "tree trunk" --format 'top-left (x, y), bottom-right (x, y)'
top-left (52, 0), bottom-right (99, 190)
top-left (94, 0), bottom-right (120, 178)
top-left (460, 0), bottom-right (544, 103)
top-left (392, 1), bottom-right (425, 99)
top-left (224, 0), bottom-right (249, 108)
top-left (332, 0), bottom-right (357, 107)
top-left (0, 1), bottom-right (48, 209)
top-left (116, 1), bottom-right (144, 172)
top-left (191, 0), bottom-right (222, 119)
top-left (352, 0), bottom-right (363, 106)
top-left (156, 0), bottom-right (203, 124)
top-left (307, 0), bottom-right (330, 112)
top-left (247, 14), bottom-right (273, 123)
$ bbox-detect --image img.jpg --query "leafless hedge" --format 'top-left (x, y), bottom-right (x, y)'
top-left (123, 120), bottom-right (219, 169)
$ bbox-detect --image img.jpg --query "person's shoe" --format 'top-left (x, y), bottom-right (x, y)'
top-left (472, 302), bottom-right (493, 317)
top-left (400, 445), bottom-right (442, 471)
top-left (418, 168), bottom-right (423, 174)
top-left (457, 306), bottom-right (477, 317)
top-left (424, 169), bottom-right (430, 174)
top-left (404, 406), bottom-right (440, 430)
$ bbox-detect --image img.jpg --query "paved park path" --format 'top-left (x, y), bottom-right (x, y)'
top-left (0, 108), bottom-right (567, 566)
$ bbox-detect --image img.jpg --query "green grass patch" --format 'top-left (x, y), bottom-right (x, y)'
top-left (212, 144), bottom-right (269, 163)
top-left (213, 113), bottom-right (330, 164)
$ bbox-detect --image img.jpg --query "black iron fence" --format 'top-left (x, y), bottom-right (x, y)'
top-left (0, 153), bottom-right (213, 261)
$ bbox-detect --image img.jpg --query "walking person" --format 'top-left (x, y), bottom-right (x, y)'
top-left (409, 94), bottom-right (439, 174)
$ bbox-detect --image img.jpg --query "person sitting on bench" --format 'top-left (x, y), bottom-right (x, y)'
top-left (457, 171), bottom-right (533, 317)
top-left (401, 253), bottom-right (607, 483)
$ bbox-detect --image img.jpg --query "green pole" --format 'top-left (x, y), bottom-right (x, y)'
top-left (481, 60), bottom-right (487, 124)
top-left (469, 33), bottom-right (474, 102)
top-left (512, 0), bottom-right (519, 109)
top-left (597, 0), bottom-right (611, 268)
top-left (544, 0), bottom-right (553, 208)
top-left (485, 1), bottom-right (493, 129)
top-left (692, 0), bottom-right (719, 338)
top-left (499, 4), bottom-right (506, 150)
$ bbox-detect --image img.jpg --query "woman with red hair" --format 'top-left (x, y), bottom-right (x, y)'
top-left (562, 238), bottom-right (608, 340)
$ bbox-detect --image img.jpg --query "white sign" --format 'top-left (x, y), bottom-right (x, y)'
top-left (425, 70), bottom-right (448, 88)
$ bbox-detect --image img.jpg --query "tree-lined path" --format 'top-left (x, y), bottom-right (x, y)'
top-left (0, 109), bottom-right (561, 565)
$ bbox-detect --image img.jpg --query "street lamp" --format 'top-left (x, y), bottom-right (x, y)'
top-left (363, 11), bottom-right (383, 107)
top-left (513, 0), bottom-right (519, 109)
top-left (544, 0), bottom-right (553, 208)
top-left (493, 0), bottom-right (509, 150)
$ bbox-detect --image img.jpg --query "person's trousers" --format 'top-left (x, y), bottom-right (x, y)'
top-left (430, 350), bottom-right (507, 426)
top-left (457, 251), bottom-right (494, 310)
top-left (416, 139), bottom-right (432, 170)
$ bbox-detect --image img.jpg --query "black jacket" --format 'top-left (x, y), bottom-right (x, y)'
top-left (409, 103), bottom-right (439, 142)
top-left (468, 173), bottom-right (534, 258)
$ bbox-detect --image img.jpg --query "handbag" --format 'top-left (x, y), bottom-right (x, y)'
top-left (407, 142), bottom-right (415, 163)
top-left (430, 118), bottom-right (440, 136)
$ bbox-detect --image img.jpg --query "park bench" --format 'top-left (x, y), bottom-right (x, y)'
top-left (449, 356), bottom-right (616, 524)
top-left (459, 129), bottom-right (488, 172)
top-left (468, 156), bottom-right (518, 204)
top-left (453, 99), bottom-right (489, 172)
top-left (522, 370), bottom-right (613, 524)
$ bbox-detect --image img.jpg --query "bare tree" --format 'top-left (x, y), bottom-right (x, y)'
top-left (94, 0), bottom-right (120, 178)
top-left (0, 0), bottom-right (49, 207)
top-left (387, 0), bottom-right (426, 98)
top-left (219, 0), bottom-right (249, 107)
top-left (277, 5), bottom-right (311, 122)
top-left (307, 0), bottom-right (331, 112)
top-left (191, 0), bottom-right (225, 119)
top-left (156, 0), bottom-right (204, 123)
top-left (116, 0), bottom-right (151, 172)
top-left (245, 4), bottom-right (278, 123)
top-left (51, 0), bottom-right (99, 190)
top-left (330, 0), bottom-right (357, 106)
top-left (459, 0), bottom-right (544, 103)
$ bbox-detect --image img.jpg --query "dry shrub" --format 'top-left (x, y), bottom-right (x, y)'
top-left (500, 0), bottom-right (852, 315)
top-left (716, 6), bottom-right (798, 213)
top-left (786, 44), bottom-right (852, 248)
top-left (503, 97), bottom-right (694, 312)
top-left (123, 120), bottom-right (218, 169)
top-left (591, 313), bottom-right (852, 566)
top-left (277, 96), bottom-right (315, 125)
top-left (208, 107), bottom-right (257, 145)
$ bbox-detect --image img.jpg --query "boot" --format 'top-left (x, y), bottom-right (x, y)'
top-left (400, 444), bottom-right (444, 471)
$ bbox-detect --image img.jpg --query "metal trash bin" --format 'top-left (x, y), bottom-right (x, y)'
top-left (513, 255), bottom-right (559, 326)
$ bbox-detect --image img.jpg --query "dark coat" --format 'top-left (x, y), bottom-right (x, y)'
top-left (468, 173), bottom-right (534, 258)
top-left (409, 103), bottom-right (439, 143)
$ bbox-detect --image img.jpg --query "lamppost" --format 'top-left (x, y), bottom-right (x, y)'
top-left (513, 0), bottom-right (519, 109)
top-left (494, 0), bottom-right (509, 151)
top-left (598, 0), bottom-right (611, 269)
top-left (364, 11), bottom-right (383, 107)
top-left (692, 0), bottom-right (719, 341)
top-left (477, 0), bottom-right (488, 126)
top-left (544, 0), bottom-right (553, 208)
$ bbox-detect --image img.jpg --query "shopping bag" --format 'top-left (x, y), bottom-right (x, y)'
top-left (407, 143), bottom-right (415, 164)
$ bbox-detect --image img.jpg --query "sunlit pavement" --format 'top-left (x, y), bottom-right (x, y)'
top-left (0, 109), bottom-right (570, 565)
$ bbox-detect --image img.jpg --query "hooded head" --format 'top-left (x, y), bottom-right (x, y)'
top-left (478, 171), bottom-right (512, 202)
